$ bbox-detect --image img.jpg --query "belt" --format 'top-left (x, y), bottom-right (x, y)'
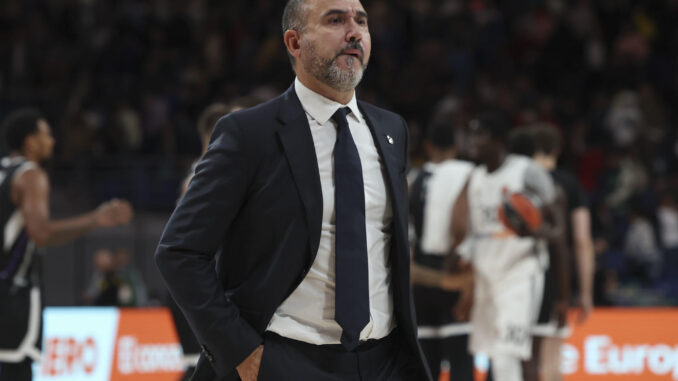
top-left (263, 329), bottom-right (402, 373)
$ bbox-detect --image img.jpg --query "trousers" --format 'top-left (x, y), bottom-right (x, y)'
top-left (199, 329), bottom-right (422, 381)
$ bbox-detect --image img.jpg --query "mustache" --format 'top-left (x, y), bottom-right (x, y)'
top-left (335, 41), bottom-right (365, 62)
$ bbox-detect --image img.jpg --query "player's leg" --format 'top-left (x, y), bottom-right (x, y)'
top-left (490, 353), bottom-right (522, 381)
top-left (419, 336), bottom-right (444, 378)
top-left (436, 288), bottom-right (473, 380)
top-left (522, 271), bottom-right (546, 381)
top-left (522, 336), bottom-right (541, 381)
top-left (533, 263), bottom-right (557, 381)
top-left (494, 271), bottom-right (545, 381)
top-left (539, 336), bottom-right (563, 381)
top-left (413, 285), bottom-right (445, 377)
top-left (469, 275), bottom-right (498, 363)
top-left (445, 334), bottom-right (474, 381)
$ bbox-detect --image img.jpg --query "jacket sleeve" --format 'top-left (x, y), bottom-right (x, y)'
top-left (154, 115), bottom-right (262, 376)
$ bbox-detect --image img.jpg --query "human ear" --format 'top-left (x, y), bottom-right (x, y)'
top-left (284, 30), bottom-right (302, 60)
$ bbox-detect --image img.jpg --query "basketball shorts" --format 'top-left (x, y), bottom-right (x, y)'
top-left (0, 283), bottom-right (42, 364)
top-left (469, 270), bottom-right (544, 360)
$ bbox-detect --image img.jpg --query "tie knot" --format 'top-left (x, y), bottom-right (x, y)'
top-left (331, 107), bottom-right (351, 128)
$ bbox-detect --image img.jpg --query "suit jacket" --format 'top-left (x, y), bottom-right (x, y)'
top-left (155, 85), bottom-right (432, 381)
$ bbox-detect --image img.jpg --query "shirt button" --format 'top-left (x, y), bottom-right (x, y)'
top-left (201, 345), bottom-right (214, 363)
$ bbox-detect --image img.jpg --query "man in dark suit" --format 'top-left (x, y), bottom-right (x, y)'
top-left (155, 0), bottom-right (432, 380)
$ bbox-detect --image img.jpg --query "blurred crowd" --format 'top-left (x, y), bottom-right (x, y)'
top-left (2, 0), bottom-right (678, 306)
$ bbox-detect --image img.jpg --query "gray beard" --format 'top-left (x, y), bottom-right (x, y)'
top-left (304, 43), bottom-right (366, 92)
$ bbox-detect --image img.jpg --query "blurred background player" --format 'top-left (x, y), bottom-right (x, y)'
top-left (181, 102), bottom-right (236, 195)
top-left (452, 112), bottom-right (565, 381)
top-left (524, 123), bottom-right (595, 381)
top-left (409, 121), bottom-right (475, 380)
top-left (180, 98), bottom-right (269, 197)
top-left (0, 108), bottom-right (133, 381)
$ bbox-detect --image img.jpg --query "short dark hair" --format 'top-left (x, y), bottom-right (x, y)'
top-left (427, 122), bottom-right (455, 150)
top-left (282, 0), bottom-right (308, 66)
top-left (470, 112), bottom-right (510, 141)
top-left (2, 108), bottom-right (44, 152)
top-left (197, 103), bottom-right (232, 139)
top-left (531, 123), bottom-right (562, 155)
top-left (509, 127), bottom-right (535, 156)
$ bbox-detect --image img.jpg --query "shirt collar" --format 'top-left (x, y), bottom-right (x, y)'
top-left (294, 77), bottom-right (362, 125)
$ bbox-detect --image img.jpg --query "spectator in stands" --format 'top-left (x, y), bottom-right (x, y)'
top-left (658, 192), bottom-right (678, 278)
top-left (87, 248), bottom-right (122, 306)
top-left (114, 247), bottom-right (148, 307)
top-left (624, 204), bottom-right (662, 283)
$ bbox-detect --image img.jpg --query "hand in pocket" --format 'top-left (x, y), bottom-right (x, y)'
top-left (236, 345), bottom-right (264, 381)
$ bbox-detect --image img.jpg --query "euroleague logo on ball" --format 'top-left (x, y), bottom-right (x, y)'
top-left (497, 187), bottom-right (542, 234)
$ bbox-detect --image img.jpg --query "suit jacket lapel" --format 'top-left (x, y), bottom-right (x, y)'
top-left (359, 103), bottom-right (417, 348)
top-left (276, 86), bottom-right (323, 259)
top-left (358, 102), bottom-right (403, 223)
top-left (275, 90), bottom-right (405, 264)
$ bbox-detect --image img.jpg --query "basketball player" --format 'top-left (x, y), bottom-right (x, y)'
top-left (526, 123), bottom-right (594, 381)
top-left (409, 122), bottom-right (474, 380)
top-left (0, 109), bottom-right (133, 381)
top-left (452, 113), bottom-right (565, 381)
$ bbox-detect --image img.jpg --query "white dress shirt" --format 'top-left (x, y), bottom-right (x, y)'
top-left (266, 78), bottom-right (396, 344)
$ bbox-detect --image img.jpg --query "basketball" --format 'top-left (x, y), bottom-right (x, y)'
top-left (498, 190), bottom-right (542, 234)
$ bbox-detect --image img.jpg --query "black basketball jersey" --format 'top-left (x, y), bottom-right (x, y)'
top-left (409, 167), bottom-right (432, 262)
top-left (0, 156), bottom-right (43, 358)
top-left (0, 156), bottom-right (37, 286)
top-left (409, 160), bottom-right (474, 270)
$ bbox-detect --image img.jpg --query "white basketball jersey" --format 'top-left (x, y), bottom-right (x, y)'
top-left (420, 159), bottom-right (475, 255)
top-left (467, 155), bottom-right (548, 281)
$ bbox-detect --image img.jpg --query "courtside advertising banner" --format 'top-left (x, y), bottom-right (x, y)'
top-left (562, 309), bottom-right (678, 381)
top-left (33, 307), bottom-right (184, 381)
top-left (472, 309), bottom-right (678, 381)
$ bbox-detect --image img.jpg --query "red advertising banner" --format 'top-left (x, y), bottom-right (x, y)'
top-left (110, 309), bottom-right (184, 380)
top-left (468, 309), bottom-right (678, 381)
top-left (563, 309), bottom-right (678, 380)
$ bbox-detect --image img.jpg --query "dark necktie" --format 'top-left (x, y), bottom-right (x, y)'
top-left (332, 107), bottom-right (369, 351)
